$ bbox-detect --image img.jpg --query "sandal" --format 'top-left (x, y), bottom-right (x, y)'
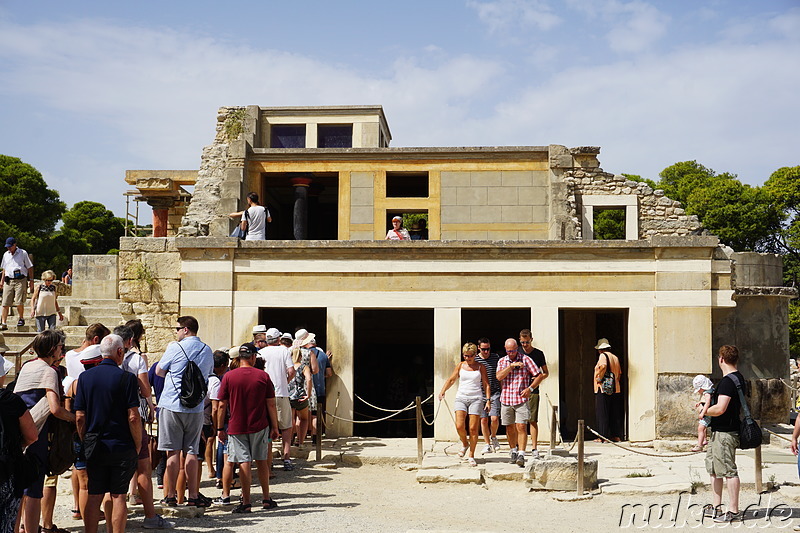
top-left (71, 509), bottom-right (81, 520)
top-left (467, 457), bottom-right (477, 467)
top-left (691, 445), bottom-right (704, 452)
top-left (262, 498), bottom-right (278, 510)
top-left (457, 446), bottom-right (468, 458)
top-left (186, 496), bottom-right (211, 508)
top-left (160, 497), bottom-right (178, 507)
top-left (42, 525), bottom-right (69, 533)
top-left (231, 503), bottom-right (251, 514)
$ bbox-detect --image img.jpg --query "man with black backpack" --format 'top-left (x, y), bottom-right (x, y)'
top-left (155, 316), bottom-right (213, 508)
top-left (704, 345), bottom-right (744, 523)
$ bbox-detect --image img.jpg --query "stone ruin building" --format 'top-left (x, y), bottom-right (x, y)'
top-left (88, 104), bottom-right (793, 442)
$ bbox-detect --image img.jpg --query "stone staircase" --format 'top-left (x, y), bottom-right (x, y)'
top-left (0, 330), bottom-right (37, 380)
top-left (59, 296), bottom-right (126, 346)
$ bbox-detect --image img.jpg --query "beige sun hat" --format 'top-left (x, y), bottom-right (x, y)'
top-left (594, 338), bottom-right (611, 350)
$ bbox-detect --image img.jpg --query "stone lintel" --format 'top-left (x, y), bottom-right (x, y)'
top-left (125, 170), bottom-right (197, 185)
top-left (249, 146), bottom-right (550, 163)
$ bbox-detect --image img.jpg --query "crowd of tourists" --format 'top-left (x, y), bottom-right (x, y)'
top-left (0, 316), bottom-right (334, 533)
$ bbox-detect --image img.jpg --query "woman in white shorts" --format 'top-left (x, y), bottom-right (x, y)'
top-left (438, 343), bottom-right (491, 466)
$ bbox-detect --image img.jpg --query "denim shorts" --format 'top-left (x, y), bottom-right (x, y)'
top-left (454, 396), bottom-right (484, 416)
top-left (480, 391), bottom-right (501, 418)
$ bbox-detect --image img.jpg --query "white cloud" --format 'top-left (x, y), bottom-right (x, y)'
top-left (467, 0), bottom-right (562, 34)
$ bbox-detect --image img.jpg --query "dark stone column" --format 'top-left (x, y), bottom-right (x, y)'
top-left (291, 176), bottom-right (313, 240)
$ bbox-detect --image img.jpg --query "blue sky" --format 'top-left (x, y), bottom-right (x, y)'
top-left (1, 0), bottom-right (798, 218)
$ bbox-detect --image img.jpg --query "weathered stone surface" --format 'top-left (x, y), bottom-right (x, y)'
top-left (157, 505), bottom-right (204, 518)
top-left (655, 374), bottom-right (696, 438)
top-left (119, 237), bottom-right (167, 253)
top-left (416, 468), bottom-right (483, 484)
top-left (524, 454), bottom-right (598, 491)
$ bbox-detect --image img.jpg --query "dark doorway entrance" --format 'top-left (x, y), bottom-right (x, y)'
top-left (258, 308), bottom-right (327, 349)
top-left (558, 309), bottom-right (628, 440)
top-left (260, 172), bottom-right (339, 240)
top-left (460, 308), bottom-right (531, 355)
top-left (353, 309), bottom-right (434, 437)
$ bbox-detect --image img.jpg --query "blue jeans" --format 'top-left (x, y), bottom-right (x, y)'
top-left (215, 440), bottom-right (227, 479)
top-left (35, 314), bottom-right (56, 332)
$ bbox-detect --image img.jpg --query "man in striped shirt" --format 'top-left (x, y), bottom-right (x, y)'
top-left (496, 338), bottom-right (543, 467)
top-left (476, 337), bottom-right (501, 454)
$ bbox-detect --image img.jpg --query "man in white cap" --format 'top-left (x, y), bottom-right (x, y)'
top-left (256, 327), bottom-right (296, 470)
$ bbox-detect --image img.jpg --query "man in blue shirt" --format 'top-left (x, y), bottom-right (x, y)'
top-left (74, 334), bottom-right (141, 533)
top-left (155, 316), bottom-right (213, 508)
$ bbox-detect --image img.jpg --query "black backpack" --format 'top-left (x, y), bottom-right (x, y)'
top-left (47, 416), bottom-right (76, 476)
top-left (173, 344), bottom-right (208, 409)
top-left (726, 373), bottom-right (763, 450)
top-left (0, 389), bottom-right (40, 495)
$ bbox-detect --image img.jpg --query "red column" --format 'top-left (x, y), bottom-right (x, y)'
top-left (152, 208), bottom-right (168, 237)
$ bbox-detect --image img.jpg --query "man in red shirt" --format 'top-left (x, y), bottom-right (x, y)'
top-left (217, 343), bottom-right (279, 513)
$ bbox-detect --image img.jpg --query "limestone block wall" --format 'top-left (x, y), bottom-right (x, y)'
top-left (440, 170), bottom-right (550, 240)
top-left (73, 255), bottom-right (118, 299)
top-left (349, 171), bottom-right (375, 240)
top-left (118, 237), bottom-right (181, 359)
top-left (565, 169), bottom-right (704, 239)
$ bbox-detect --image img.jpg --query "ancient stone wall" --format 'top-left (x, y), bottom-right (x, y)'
top-left (117, 237), bottom-right (181, 360)
top-left (178, 106), bottom-right (244, 237)
top-left (564, 168), bottom-right (705, 239)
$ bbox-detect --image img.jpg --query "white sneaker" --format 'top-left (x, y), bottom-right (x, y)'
top-left (531, 449), bottom-right (541, 460)
top-left (481, 444), bottom-right (492, 455)
top-left (491, 436), bottom-right (500, 452)
top-left (143, 515), bottom-right (175, 529)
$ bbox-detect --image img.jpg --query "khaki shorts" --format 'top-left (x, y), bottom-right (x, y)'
top-left (2, 278), bottom-right (27, 307)
top-left (275, 396), bottom-right (292, 431)
top-left (228, 426), bottom-right (270, 463)
top-left (705, 430), bottom-right (739, 478)
top-left (527, 392), bottom-right (540, 423)
top-left (44, 474), bottom-right (59, 488)
top-left (501, 402), bottom-right (530, 426)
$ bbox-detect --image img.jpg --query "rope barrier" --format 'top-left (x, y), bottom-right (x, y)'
top-left (781, 378), bottom-right (800, 393)
top-left (585, 425), bottom-right (702, 457)
top-left (355, 394), bottom-right (415, 413)
top-left (763, 427), bottom-right (793, 443)
top-left (325, 407), bottom-right (415, 425)
top-left (544, 393), bottom-right (578, 452)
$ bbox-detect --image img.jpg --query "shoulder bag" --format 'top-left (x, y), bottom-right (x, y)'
top-left (600, 354), bottom-right (616, 395)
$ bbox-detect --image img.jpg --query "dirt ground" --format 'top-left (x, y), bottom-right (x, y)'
top-left (46, 459), bottom-right (799, 533)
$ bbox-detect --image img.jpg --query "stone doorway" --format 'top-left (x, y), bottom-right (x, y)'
top-left (558, 309), bottom-right (628, 440)
top-left (260, 172), bottom-right (339, 240)
top-left (257, 307), bottom-right (327, 349)
top-left (460, 308), bottom-right (531, 354)
top-left (353, 309), bottom-right (434, 437)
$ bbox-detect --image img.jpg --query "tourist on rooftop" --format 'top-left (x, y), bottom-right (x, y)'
top-left (385, 216), bottom-right (410, 240)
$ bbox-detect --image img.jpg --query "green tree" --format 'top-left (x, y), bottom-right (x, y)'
top-left (60, 201), bottom-right (125, 254)
top-left (0, 155), bottom-right (65, 237)
top-left (656, 161), bottom-right (780, 252)
top-left (594, 209), bottom-right (626, 240)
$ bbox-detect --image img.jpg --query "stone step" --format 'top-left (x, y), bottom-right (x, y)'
top-left (416, 467), bottom-right (484, 484)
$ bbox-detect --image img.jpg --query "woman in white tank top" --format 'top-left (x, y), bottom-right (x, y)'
top-left (437, 342), bottom-right (491, 466)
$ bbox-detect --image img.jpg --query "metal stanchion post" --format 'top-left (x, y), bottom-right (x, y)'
top-left (416, 396), bottom-right (423, 465)
top-left (755, 420), bottom-right (763, 493)
top-left (577, 419), bottom-right (585, 496)
top-left (315, 400), bottom-right (323, 462)
top-left (550, 405), bottom-right (558, 452)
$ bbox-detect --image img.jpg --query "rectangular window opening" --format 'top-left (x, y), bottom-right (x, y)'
top-left (593, 207), bottom-right (626, 240)
top-left (270, 125), bottom-right (306, 148)
top-left (317, 124), bottom-right (353, 148)
top-left (386, 171), bottom-right (429, 198)
top-left (386, 210), bottom-right (428, 240)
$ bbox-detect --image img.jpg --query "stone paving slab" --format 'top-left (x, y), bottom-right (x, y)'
top-left (600, 480), bottom-right (692, 495)
top-left (484, 462), bottom-right (525, 481)
top-left (416, 467), bottom-right (483, 484)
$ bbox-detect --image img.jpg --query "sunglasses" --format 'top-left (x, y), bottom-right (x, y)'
top-left (175, 326), bottom-right (185, 332)
top-left (479, 347), bottom-right (490, 352)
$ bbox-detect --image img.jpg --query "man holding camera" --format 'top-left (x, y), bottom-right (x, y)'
top-left (0, 237), bottom-right (34, 330)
